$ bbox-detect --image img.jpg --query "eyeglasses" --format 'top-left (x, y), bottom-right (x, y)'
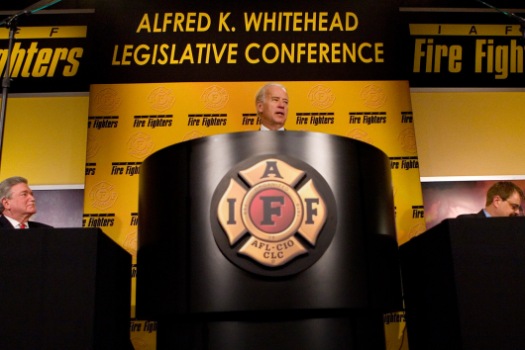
top-left (505, 200), bottom-right (521, 211)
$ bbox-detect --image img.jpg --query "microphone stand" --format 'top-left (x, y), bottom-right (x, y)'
top-left (0, 0), bottom-right (62, 169)
top-left (475, 0), bottom-right (525, 40)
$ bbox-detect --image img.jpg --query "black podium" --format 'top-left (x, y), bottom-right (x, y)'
top-left (0, 228), bottom-right (132, 349)
top-left (400, 218), bottom-right (525, 350)
top-left (137, 131), bottom-right (402, 349)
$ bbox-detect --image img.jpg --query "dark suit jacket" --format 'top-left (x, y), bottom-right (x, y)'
top-left (456, 210), bottom-right (487, 218)
top-left (0, 215), bottom-right (52, 229)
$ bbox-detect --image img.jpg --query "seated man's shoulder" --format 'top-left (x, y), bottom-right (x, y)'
top-left (456, 210), bottom-right (486, 218)
top-left (29, 221), bottom-right (53, 228)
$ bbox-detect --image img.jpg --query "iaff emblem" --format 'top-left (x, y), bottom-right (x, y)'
top-left (212, 156), bottom-right (335, 276)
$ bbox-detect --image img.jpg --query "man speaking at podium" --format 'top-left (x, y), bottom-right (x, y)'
top-left (0, 176), bottom-right (51, 229)
top-left (256, 82), bottom-right (289, 131)
top-left (458, 181), bottom-right (525, 218)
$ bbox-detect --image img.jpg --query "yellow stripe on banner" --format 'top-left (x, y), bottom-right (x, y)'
top-left (409, 24), bottom-right (523, 36)
top-left (0, 26), bottom-right (88, 39)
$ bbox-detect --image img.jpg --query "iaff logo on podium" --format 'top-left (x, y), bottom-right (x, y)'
top-left (211, 156), bottom-right (337, 277)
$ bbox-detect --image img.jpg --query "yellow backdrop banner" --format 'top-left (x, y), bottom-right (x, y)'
top-left (85, 80), bottom-right (423, 349)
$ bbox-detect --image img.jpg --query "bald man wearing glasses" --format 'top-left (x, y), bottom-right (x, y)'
top-left (458, 181), bottom-right (525, 218)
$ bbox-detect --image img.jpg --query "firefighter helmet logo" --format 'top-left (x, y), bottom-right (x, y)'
top-left (212, 156), bottom-right (336, 277)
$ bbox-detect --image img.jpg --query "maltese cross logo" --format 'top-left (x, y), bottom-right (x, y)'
top-left (217, 158), bottom-right (327, 268)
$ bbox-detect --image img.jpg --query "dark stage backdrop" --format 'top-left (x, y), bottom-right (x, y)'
top-left (31, 189), bottom-right (84, 228)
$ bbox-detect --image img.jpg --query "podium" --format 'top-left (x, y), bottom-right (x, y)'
top-left (0, 228), bottom-right (132, 349)
top-left (399, 218), bottom-right (525, 350)
top-left (137, 131), bottom-right (402, 349)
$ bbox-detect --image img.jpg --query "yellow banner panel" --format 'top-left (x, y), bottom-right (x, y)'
top-left (409, 24), bottom-right (523, 36)
top-left (0, 96), bottom-right (89, 185)
top-left (0, 26), bottom-right (88, 39)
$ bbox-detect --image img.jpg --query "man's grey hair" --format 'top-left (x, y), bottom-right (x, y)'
top-left (255, 82), bottom-right (287, 104)
top-left (0, 176), bottom-right (28, 212)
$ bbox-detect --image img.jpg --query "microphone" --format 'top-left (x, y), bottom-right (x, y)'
top-left (475, 0), bottom-right (525, 39)
top-left (0, 0), bottom-right (63, 27)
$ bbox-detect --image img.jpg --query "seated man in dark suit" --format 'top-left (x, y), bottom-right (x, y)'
top-left (458, 181), bottom-right (524, 218)
top-left (0, 176), bottom-right (51, 229)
